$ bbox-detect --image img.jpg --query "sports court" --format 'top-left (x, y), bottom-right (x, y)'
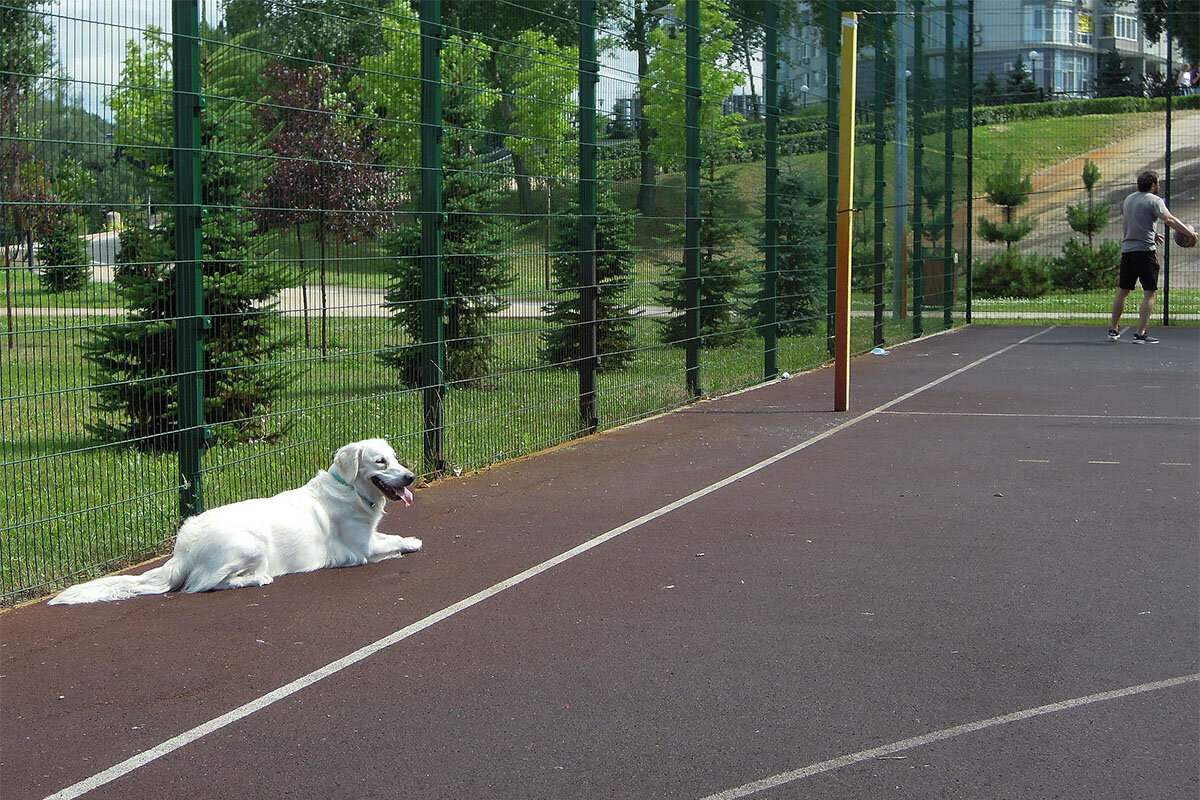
top-left (2, 324), bottom-right (1197, 799)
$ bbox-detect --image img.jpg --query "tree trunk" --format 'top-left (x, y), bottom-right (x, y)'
top-left (743, 40), bottom-right (759, 119)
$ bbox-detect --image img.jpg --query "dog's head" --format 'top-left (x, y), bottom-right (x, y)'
top-left (331, 439), bottom-right (416, 507)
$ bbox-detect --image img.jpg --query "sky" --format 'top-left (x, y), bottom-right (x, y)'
top-left (51, 0), bottom-right (223, 119)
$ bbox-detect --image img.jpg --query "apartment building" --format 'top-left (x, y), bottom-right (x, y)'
top-left (776, 1), bottom-right (1184, 104)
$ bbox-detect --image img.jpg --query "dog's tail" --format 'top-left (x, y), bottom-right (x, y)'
top-left (47, 557), bottom-right (186, 605)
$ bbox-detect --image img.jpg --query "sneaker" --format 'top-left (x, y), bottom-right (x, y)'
top-left (1133, 333), bottom-right (1159, 344)
top-left (1107, 329), bottom-right (1121, 340)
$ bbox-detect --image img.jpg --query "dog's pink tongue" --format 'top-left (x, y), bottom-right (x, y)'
top-left (402, 487), bottom-right (413, 507)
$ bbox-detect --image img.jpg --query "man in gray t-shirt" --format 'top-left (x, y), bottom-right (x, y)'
top-left (1109, 170), bottom-right (1194, 343)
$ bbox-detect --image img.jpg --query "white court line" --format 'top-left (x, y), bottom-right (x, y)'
top-left (882, 411), bottom-right (1199, 421)
top-left (697, 673), bottom-right (1200, 800)
top-left (43, 326), bottom-right (1053, 800)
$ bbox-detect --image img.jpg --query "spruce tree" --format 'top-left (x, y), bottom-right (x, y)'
top-left (657, 162), bottom-right (752, 348)
top-left (379, 46), bottom-right (512, 387)
top-left (540, 189), bottom-right (638, 371)
top-left (1055, 159), bottom-right (1117, 291)
top-left (36, 213), bottom-right (90, 292)
top-left (760, 170), bottom-right (824, 337)
top-left (1096, 49), bottom-right (1133, 98)
top-left (977, 155), bottom-right (1036, 250)
top-left (82, 35), bottom-right (293, 448)
top-left (1006, 55), bottom-right (1038, 101)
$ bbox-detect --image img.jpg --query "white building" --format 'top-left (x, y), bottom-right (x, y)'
top-left (969, 0), bottom-right (1177, 97)
top-left (776, 1), bottom-right (1185, 104)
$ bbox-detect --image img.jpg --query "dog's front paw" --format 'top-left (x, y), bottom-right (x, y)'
top-left (398, 536), bottom-right (422, 553)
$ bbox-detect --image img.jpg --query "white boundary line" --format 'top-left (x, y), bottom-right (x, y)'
top-left (697, 673), bottom-right (1200, 800)
top-left (882, 411), bottom-right (1200, 421)
top-left (42, 327), bottom-right (1053, 800)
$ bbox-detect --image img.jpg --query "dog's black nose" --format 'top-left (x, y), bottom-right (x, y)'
top-left (398, 471), bottom-right (416, 488)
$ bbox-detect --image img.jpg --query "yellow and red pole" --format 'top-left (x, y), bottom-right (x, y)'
top-left (834, 12), bottom-right (859, 412)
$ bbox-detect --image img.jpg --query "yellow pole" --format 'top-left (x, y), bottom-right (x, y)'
top-left (834, 12), bottom-right (858, 412)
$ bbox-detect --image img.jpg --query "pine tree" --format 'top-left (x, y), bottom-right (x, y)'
top-left (979, 72), bottom-right (1003, 106)
top-left (657, 162), bottom-right (752, 348)
top-left (1054, 159), bottom-right (1117, 291)
top-left (1006, 55), bottom-right (1038, 101)
top-left (977, 155), bottom-right (1036, 250)
top-left (81, 32), bottom-right (294, 449)
top-left (36, 213), bottom-right (89, 292)
top-left (378, 40), bottom-right (512, 387)
top-left (1096, 49), bottom-right (1133, 98)
top-left (540, 189), bottom-right (638, 371)
top-left (1065, 159), bottom-right (1108, 247)
top-left (760, 170), bottom-right (824, 337)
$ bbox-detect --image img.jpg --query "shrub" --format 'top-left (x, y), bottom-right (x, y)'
top-left (757, 170), bottom-right (826, 336)
top-left (540, 190), bottom-right (638, 371)
top-left (1051, 239), bottom-right (1120, 291)
top-left (974, 250), bottom-right (1053, 299)
top-left (36, 214), bottom-right (90, 292)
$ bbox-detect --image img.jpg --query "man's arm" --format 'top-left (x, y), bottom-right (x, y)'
top-left (1161, 209), bottom-right (1194, 239)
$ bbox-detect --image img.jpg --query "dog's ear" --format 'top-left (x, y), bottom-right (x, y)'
top-left (332, 442), bottom-right (363, 483)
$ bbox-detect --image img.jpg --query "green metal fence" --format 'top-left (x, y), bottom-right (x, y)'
top-left (4, 0), bottom-right (1191, 605)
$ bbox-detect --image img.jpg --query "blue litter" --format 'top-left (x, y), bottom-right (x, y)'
top-left (871, 347), bottom-right (889, 355)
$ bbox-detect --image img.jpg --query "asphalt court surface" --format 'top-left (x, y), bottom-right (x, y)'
top-left (2, 325), bottom-right (1197, 799)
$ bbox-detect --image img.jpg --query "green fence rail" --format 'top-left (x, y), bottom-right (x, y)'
top-left (3, 0), bottom-right (1194, 604)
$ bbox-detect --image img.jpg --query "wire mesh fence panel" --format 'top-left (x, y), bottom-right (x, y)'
top-left (967, 0), bottom-right (1198, 326)
top-left (11, 0), bottom-right (1190, 604)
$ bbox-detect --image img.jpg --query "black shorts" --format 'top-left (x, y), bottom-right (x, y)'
top-left (1119, 250), bottom-right (1159, 291)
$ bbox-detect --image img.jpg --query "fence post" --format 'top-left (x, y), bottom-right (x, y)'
top-left (419, 0), bottom-right (447, 473)
top-left (965, 0), bottom-right (974, 324)
top-left (172, 0), bottom-right (205, 518)
top-left (911, 0), bottom-right (925, 338)
top-left (893, 0), bottom-right (910, 322)
top-left (824, 1), bottom-right (839, 357)
top-left (763, 0), bottom-right (779, 380)
top-left (578, 0), bottom-right (599, 431)
top-left (684, 0), bottom-right (701, 398)
top-left (873, 15), bottom-right (887, 347)
top-left (942, 0), bottom-right (954, 330)
top-left (1162, 0), bottom-right (1173, 326)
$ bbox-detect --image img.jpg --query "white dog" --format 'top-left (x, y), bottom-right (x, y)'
top-left (49, 439), bottom-right (422, 605)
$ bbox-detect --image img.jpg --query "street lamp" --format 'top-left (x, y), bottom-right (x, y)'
top-left (1028, 49), bottom-right (1040, 90)
top-left (800, 83), bottom-right (809, 107)
top-left (651, 4), bottom-right (680, 39)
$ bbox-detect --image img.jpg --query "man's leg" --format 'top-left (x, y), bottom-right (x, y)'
top-left (1137, 289), bottom-right (1157, 336)
top-left (1110, 288), bottom-right (1131, 329)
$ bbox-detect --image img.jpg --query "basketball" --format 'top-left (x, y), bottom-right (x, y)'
top-left (1175, 225), bottom-right (1198, 248)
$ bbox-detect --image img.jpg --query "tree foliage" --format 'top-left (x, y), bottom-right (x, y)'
top-left (222, 0), bottom-right (390, 67)
top-left (377, 29), bottom-right (512, 387)
top-left (760, 170), bottom-right (824, 337)
top-left (1137, 0), bottom-right (1199, 63)
top-left (253, 61), bottom-right (395, 355)
top-left (83, 29), bottom-right (294, 449)
top-left (977, 155), bottom-right (1036, 250)
top-left (1, 0), bottom-right (55, 240)
top-left (1096, 48), bottom-right (1136, 98)
top-left (657, 163), bottom-right (752, 347)
top-left (540, 190), bottom-right (639, 370)
top-left (644, 0), bottom-right (744, 169)
top-left (1065, 159), bottom-right (1108, 247)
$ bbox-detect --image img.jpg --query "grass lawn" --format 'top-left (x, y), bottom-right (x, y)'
top-left (1, 307), bottom-right (919, 602)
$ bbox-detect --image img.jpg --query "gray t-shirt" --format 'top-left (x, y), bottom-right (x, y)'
top-left (1122, 190), bottom-right (1169, 252)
